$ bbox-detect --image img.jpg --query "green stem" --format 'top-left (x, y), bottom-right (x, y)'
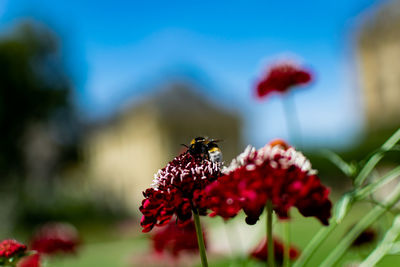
top-left (266, 201), bottom-right (275, 267)
top-left (283, 93), bottom-right (302, 148)
top-left (321, 181), bottom-right (400, 267)
top-left (354, 127), bottom-right (400, 186)
top-left (359, 215), bottom-right (400, 267)
top-left (193, 210), bottom-right (208, 267)
top-left (294, 128), bottom-right (400, 267)
top-left (283, 220), bottom-right (291, 267)
top-left (292, 222), bottom-right (337, 267)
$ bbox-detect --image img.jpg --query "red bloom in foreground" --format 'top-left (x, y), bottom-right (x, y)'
top-left (18, 254), bottom-right (41, 267)
top-left (140, 152), bottom-right (221, 232)
top-left (251, 237), bottom-right (299, 263)
top-left (0, 239), bottom-right (27, 259)
top-left (256, 62), bottom-right (312, 98)
top-left (30, 223), bottom-right (80, 255)
top-left (206, 141), bottom-right (332, 225)
top-left (152, 219), bottom-right (206, 257)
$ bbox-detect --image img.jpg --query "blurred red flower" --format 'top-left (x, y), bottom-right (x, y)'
top-left (30, 223), bottom-right (80, 255)
top-left (251, 237), bottom-right (299, 263)
top-left (152, 219), bottom-right (206, 257)
top-left (0, 239), bottom-right (27, 259)
top-left (351, 228), bottom-right (377, 247)
top-left (18, 254), bottom-right (41, 267)
top-left (206, 140), bottom-right (331, 225)
top-left (256, 63), bottom-right (312, 98)
top-left (140, 152), bottom-right (221, 232)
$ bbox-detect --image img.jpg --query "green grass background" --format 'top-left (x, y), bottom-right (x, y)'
top-left (45, 201), bottom-right (400, 267)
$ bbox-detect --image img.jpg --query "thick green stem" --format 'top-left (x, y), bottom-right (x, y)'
top-left (193, 210), bottom-right (208, 267)
top-left (266, 201), bottom-right (275, 267)
top-left (283, 220), bottom-right (291, 267)
top-left (321, 181), bottom-right (400, 267)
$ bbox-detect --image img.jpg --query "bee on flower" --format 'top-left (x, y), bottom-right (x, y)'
top-left (140, 137), bottom-right (222, 233)
top-left (183, 136), bottom-right (223, 163)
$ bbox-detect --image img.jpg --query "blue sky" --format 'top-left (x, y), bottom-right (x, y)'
top-left (0, 0), bottom-right (382, 148)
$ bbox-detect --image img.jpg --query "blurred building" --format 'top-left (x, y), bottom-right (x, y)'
top-left (356, 1), bottom-right (400, 131)
top-left (84, 83), bottom-right (242, 213)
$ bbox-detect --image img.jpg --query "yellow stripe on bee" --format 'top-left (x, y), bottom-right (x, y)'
top-left (208, 147), bottom-right (220, 153)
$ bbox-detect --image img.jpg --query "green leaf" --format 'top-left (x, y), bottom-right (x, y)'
top-left (321, 150), bottom-right (356, 178)
top-left (355, 128), bottom-right (400, 187)
top-left (389, 241), bottom-right (400, 255)
top-left (359, 215), bottom-right (400, 267)
top-left (334, 193), bottom-right (353, 224)
top-left (355, 166), bottom-right (400, 201)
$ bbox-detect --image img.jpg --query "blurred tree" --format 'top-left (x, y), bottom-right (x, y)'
top-left (0, 21), bottom-right (79, 181)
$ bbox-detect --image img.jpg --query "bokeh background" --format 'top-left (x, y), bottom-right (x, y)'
top-left (1, 0), bottom-right (400, 266)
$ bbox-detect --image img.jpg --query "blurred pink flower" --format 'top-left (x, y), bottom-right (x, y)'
top-left (251, 237), bottom-right (299, 263)
top-left (18, 254), bottom-right (41, 267)
top-left (351, 227), bottom-right (377, 247)
top-left (30, 222), bottom-right (80, 255)
top-left (152, 219), bottom-right (206, 257)
top-left (256, 62), bottom-right (312, 98)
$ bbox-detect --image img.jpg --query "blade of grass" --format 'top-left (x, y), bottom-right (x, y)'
top-left (355, 166), bottom-right (400, 200)
top-left (355, 128), bottom-right (400, 186)
top-left (359, 215), bottom-right (400, 267)
top-left (322, 150), bottom-right (355, 178)
top-left (321, 180), bottom-right (400, 267)
top-left (292, 221), bottom-right (337, 267)
top-left (294, 129), bottom-right (400, 267)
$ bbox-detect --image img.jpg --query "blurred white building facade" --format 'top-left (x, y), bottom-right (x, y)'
top-left (357, 1), bottom-right (400, 130)
top-left (84, 83), bottom-right (242, 213)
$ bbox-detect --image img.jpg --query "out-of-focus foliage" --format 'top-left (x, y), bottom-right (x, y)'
top-left (0, 21), bottom-right (79, 180)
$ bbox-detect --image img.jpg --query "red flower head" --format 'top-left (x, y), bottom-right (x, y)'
top-left (140, 152), bottom-right (221, 232)
top-left (0, 239), bottom-right (27, 259)
top-left (18, 254), bottom-right (41, 267)
top-left (256, 62), bottom-right (312, 98)
top-left (30, 223), bottom-right (80, 255)
top-left (151, 219), bottom-right (206, 257)
top-left (251, 237), bottom-right (299, 264)
top-left (206, 140), bottom-right (332, 225)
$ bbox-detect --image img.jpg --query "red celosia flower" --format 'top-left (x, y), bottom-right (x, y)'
top-left (251, 237), bottom-right (299, 263)
top-left (140, 153), bottom-right (221, 232)
top-left (0, 239), bottom-right (27, 259)
top-left (18, 254), bottom-right (41, 267)
top-left (256, 62), bottom-right (312, 98)
top-left (152, 219), bottom-right (206, 257)
top-left (30, 223), bottom-right (80, 255)
top-left (206, 141), bottom-right (332, 225)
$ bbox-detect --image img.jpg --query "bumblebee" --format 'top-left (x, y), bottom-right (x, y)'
top-left (183, 137), bottom-right (223, 163)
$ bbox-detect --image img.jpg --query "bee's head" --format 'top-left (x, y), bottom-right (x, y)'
top-left (190, 137), bottom-right (207, 145)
